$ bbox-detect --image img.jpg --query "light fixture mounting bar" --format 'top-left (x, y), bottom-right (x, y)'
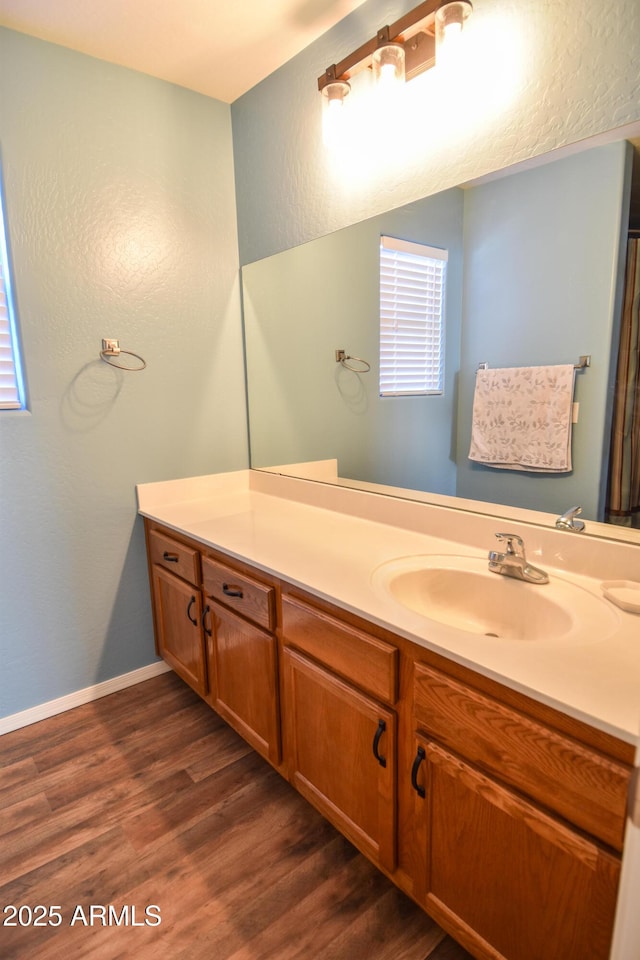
top-left (318, 0), bottom-right (468, 91)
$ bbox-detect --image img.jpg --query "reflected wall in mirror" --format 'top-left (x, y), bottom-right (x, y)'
top-left (243, 137), bottom-right (635, 528)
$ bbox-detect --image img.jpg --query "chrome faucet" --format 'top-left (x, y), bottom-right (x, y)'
top-left (488, 533), bottom-right (549, 584)
top-left (555, 505), bottom-right (585, 532)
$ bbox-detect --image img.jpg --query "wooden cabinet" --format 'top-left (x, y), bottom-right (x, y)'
top-left (412, 663), bottom-right (630, 851)
top-left (409, 738), bottom-right (620, 960)
top-left (202, 555), bottom-right (280, 765)
top-left (409, 663), bottom-right (629, 960)
top-left (282, 645), bottom-right (396, 871)
top-left (148, 529), bottom-right (207, 696)
top-left (415, 739), bottom-right (620, 960)
top-left (144, 520), bottom-right (634, 960)
top-left (281, 593), bottom-right (398, 872)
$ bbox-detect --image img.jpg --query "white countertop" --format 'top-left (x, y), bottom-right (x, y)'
top-left (137, 469), bottom-right (640, 744)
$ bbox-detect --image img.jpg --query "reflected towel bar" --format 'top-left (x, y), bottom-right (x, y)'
top-left (476, 355), bottom-right (591, 373)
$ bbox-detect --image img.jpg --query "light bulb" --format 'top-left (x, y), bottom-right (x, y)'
top-left (321, 80), bottom-right (350, 148)
top-left (372, 43), bottom-right (406, 97)
top-left (435, 1), bottom-right (472, 68)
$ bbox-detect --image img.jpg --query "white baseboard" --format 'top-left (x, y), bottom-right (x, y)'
top-left (0, 660), bottom-right (172, 736)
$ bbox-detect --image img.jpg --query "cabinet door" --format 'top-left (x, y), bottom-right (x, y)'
top-left (206, 603), bottom-right (280, 765)
top-left (410, 738), bottom-right (621, 960)
top-left (152, 565), bottom-right (207, 696)
top-left (282, 647), bottom-right (396, 872)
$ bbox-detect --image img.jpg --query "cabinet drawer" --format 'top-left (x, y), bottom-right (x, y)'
top-left (282, 595), bottom-right (398, 704)
top-left (202, 557), bottom-right (275, 632)
top-left (413, 663), bottom-right (631, 851)
top-left (149, 529), bottom-right (200, 585)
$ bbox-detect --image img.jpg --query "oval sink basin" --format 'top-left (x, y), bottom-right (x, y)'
top-left (371, 555), bottom-right (617, 643)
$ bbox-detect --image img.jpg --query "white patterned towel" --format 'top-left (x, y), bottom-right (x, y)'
top-left (468, 364), bottom-right (575, 472)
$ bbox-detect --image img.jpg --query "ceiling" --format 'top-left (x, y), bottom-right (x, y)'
top-left (0, 0), bottom-right (369, 102)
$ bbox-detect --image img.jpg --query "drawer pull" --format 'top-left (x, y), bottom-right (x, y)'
top-left (372, 719), bottom-right (387, 768)
top-left (163, 551), bottom-right (179, 563)
top-left (222, 583), bottom-right (244, 599)
top-left (186, 596), bottom-right (198, 626)
top-left (201, 604), bottom-right (212, 638)
top-left (411, 745), bottom-right (426, 798)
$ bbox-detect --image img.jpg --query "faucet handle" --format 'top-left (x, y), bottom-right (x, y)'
top-left (495, 532), bottom-right (525, 556)
top-left (555, 506), bottom-right (585, 532)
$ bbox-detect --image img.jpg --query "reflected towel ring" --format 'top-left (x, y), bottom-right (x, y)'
top-left (335, 349), bottom-right (371, 373)
top-left (100, 339), bottom-right (146, 371)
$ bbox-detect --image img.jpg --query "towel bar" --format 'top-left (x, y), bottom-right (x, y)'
top-left (476, 356), bottom-right (590, 373)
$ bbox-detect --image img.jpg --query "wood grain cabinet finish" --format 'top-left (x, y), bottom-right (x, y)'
top-left (202, 556), bottom-right (275, 632)
top-left (282, 645), bottom-right (397, 872)
top-left (149, 528), bottom-right (201, 585)
top-left (205, 602), bottom-right (281, 765)
top-left (413, 663), bottom-right (630, 852)
top-left (409, 738), bottom-right (621, 960)
top-left (281, 594), bottom-right (398, 704)
top-left (151, 564), bottom-right (207, 696)
top-left (199, 552), bottom-right (280, 764)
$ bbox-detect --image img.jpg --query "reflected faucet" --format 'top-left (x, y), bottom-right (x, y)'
top-left (555, 505), bottom-right (586, 532)
top-left (488, 533), bottom-right (549, 584)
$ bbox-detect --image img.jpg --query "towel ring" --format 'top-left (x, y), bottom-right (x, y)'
top-left (335, 349), bottom-right (371, 373)
top-left (100, 349), bottom-right (146, 371)
top-left (100, 339), bottom-right (146, 371)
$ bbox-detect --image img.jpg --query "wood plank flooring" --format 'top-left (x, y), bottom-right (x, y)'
top-left (0, 672), bottom-right (473, 960)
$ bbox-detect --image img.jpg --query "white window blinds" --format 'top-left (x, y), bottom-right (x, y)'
top-left (0, 190), bottom-right (25, 411)
top-left (379, 235), bottom-right (447, 397)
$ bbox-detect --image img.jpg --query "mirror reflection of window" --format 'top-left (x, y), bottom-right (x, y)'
top-left (379, 236), bottom-right (447, 398)
top-left (0, 172), bottom-right (26, 411)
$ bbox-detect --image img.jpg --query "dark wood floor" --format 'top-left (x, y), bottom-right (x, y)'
top-left (0, 672), bottom-right (473, 960)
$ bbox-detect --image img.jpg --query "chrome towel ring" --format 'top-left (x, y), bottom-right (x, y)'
top-left (335, 349), bottom-right (371, 373)
top-left (100, 338), bottom-right (146, 371)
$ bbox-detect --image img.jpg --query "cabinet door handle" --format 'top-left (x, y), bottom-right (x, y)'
top-left (411, 745), bottom-right (426, 798)
top-left (186, 596), bottom-right (198, 626)
top-left (372, 719), bottom-right (387, 768)
top-left (163, 551), bottom-right (179, 563)
top-left (222, 583), bottom-right (244, 599)
top-left (201, 604), bottom-right (212, 637)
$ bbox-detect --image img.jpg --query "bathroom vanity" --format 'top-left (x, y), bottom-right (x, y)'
top-left (138, 468), bottom-right (640, 960)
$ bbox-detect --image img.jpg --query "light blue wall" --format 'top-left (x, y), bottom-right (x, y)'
top-left (0, 29), bottom-right (248, 719)
top-left (455, 143), bottom-right (631, 518)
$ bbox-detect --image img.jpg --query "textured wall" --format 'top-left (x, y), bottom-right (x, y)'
top-left (0, 29), bottom-right (247, 717)
top-left (232, 0), bottom-right (640, 265)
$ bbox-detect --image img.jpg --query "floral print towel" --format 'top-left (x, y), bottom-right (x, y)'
top-left (468, 365), bottom-right (575, 472)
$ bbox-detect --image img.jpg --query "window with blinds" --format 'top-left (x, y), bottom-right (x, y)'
top-left (0, 187), bottom-right (25, 411)
top-left (379, 235), bottom-right (447, 397)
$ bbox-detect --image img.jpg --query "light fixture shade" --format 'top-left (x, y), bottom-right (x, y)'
top-left (372, 43), bottom-right (406, 90)
top-left (321, 79), bottom-right (351, 104)
top-left (435, 1), bottom-right (472, 66)
top-left (321, 80), bottom-right (351, 147)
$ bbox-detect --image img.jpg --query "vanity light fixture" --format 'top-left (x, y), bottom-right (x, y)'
top-left (318, 0), bottom-right (472, 135)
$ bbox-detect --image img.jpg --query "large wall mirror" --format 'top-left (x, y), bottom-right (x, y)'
top-left (242, 128), bottom-right (640, 543)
